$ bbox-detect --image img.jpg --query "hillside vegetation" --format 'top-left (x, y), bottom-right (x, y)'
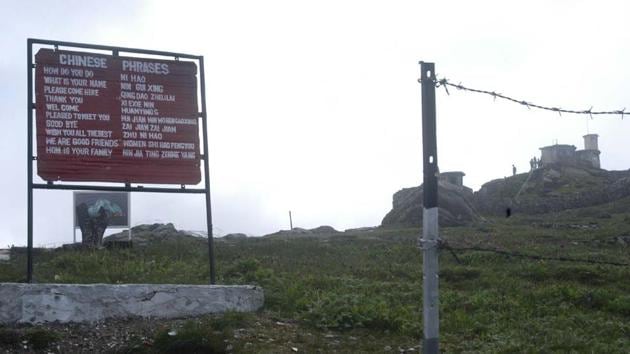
top-left (1, 198), bottom-right (630, 352)
top-left (475, 165), bottom-right (630, 215)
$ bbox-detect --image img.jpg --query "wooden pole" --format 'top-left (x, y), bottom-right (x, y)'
top-left (289, 211), bottom-right (293, 230)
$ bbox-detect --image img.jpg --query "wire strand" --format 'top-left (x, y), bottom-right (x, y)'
top-left (438, 240), bottom-right (629, 267)
top-left (423, 78), bottom-right (627, 119)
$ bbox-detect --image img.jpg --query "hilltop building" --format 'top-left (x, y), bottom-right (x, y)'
top-left (439, 171), bottom-right (473, 194)
top-left (539, 134), bottom-right (600, 169)
top-left (439, 171), bottom-right (465, 187)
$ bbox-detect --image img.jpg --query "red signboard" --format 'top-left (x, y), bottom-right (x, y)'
top-left (35, 49), bottom-right (201, 184)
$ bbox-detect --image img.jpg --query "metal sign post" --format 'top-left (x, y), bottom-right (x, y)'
top-left (419, 61), bottom-right (439, 354)
top-left (199, 56), bottom-right (216, 284)
top-left (27, 38), bottom-right (216, 284)
top-left (26, 40), bottom-right (34, 283)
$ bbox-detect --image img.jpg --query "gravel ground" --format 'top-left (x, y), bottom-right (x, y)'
top-left (0, 314), bottom-right (420, 353)
top-left (1, 317), bottom-right (170, 353)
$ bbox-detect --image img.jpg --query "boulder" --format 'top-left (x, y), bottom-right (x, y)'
top-left (382, 181), bottom-right (481, 227)
top-left (223, 233), bottom-right (248, 240)
top-left (103, 223), bottom-right (203, 247)
top-left (264, 225), bottom-right (340, 238)
top-left (309, 226), bottom-right (339, 234)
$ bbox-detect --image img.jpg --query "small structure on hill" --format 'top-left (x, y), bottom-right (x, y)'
top-left (539, 134), bottom-right (601, 169)
top-left (439, 172), bottom-right (466, 189)
top-left (439, 171), bottom-right (474, 195)
top-left (0, 249), bottom-right (9, 262)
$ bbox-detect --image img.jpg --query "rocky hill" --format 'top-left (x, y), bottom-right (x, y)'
top-left (475, 165), bottom-right (630, 215)
top-left (381, 180), bottom-right (482, 227)
top-left (382, 165), bottom-right (630, 226)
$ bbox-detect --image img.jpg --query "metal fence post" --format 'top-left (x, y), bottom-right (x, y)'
top-left (199, 56), bottom-right (216, 285)
top-left (27, 39), bottom-right (34, 283)
top-left (420, 61), bottom-right (439, 354)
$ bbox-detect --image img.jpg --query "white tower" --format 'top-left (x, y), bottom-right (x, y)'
top-left (583, 134), bottom-right (599, 151)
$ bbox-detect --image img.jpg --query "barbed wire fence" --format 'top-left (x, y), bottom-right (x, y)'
top-left (417, 76), bottom-right (629, 268)
top-left (427, 77), bottom-right (627, 119)
top-left (437, 240), bottom-right (630, 267)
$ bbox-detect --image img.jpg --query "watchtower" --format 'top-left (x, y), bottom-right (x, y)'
top-left (583, 134), bottom-right (599, 151)
top-left (538, 135), bottom-right (601, 169)
top-left (439, 171), bottom-right (465, 188)
top-left (578, 134), bottom-right (600, 168)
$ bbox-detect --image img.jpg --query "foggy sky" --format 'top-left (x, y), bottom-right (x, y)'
top-left (1, 0), bottom-right (629, 247)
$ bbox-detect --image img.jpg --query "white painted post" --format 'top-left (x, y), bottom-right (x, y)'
top-left (420, 61), bottom-right (439, 354)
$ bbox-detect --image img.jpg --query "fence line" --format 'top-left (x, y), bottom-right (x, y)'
top-left (438, 240), bottom-right (630, 267)
top-left (427, 77), bottom-right (627, 119)
top-left (416, 75), bottom-right (629, 266)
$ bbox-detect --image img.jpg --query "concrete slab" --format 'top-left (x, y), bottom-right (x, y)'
top-left (0, 283), bottom-right (264, 324)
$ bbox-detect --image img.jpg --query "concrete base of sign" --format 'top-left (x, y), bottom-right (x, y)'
top-left (0, 283), bottom-right (264, 324)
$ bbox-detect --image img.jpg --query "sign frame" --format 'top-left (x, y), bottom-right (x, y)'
top-left (34, 48), bottom-right (202, 184)
top-left (27, 38), bottom-right (215, 284)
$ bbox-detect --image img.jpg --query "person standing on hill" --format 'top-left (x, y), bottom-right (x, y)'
top-left (512, 164), bottom-right (517, 176)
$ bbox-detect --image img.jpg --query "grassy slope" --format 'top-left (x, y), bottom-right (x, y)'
top-left (1, 202), bottom-right (630, 352)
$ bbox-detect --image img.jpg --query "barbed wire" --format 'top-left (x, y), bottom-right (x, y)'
top-left (438, 240), bottom-right (629, 267)
top-left (423, 77), bottom-right (626, 119)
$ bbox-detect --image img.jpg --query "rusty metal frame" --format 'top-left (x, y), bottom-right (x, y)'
top-left (27, 38), bottom-right (215, 284)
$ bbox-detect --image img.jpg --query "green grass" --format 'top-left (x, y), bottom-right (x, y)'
top-left (0, 327), bottom-right (59, 351)
top-left (2, 209), bottom-right (630, 352)
top-left (0, 327), bottom-right (20, 346)
top-left (24, 328), bottom-right (60, 350)
top-left (151, 320), bottom-right (228, 354)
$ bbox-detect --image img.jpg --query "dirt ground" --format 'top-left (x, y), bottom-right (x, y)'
top-left (0, 312), bottom-right (421, 353)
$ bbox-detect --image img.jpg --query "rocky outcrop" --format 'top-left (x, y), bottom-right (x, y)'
top-left (309, 226), bottom-right (339, 234)
top-left (474, 166), bottom-right (630, 215)
top-left (104, 223), bottom-right (205, 247)
top-left (223, 233), bottom-right (248, 240)
top-left (381, 181), bottom-right (482, 227)
top-left (264, 225), bottom-right (340, 238)
top-left (344, 226), bottom-right (378, 233)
